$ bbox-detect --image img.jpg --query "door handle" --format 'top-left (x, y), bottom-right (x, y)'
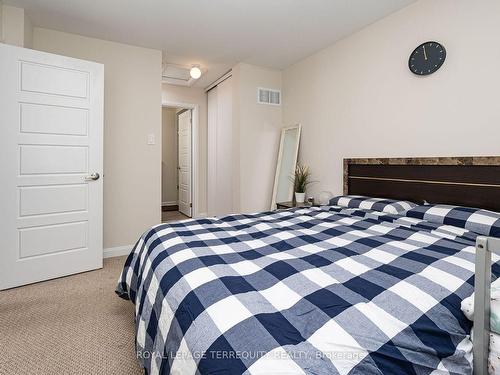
top-left (84, 173), bottom-right (100, 181)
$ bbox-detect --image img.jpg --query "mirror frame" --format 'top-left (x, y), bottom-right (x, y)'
top-left (270, 124), bottom-right (301, 210)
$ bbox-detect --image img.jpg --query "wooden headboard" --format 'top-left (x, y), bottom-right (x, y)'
top-left (344, 157), bottom-right (500, 212)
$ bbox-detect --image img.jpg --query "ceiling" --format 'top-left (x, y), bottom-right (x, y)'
top-left (7, 0), bottom-right (416, 87)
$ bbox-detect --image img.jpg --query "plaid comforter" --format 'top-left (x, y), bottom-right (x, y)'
top-left (116, 205), bottom-right (499, 375)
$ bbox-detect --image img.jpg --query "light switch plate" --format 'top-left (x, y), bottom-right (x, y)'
top-left (147, 133), bottom-right (155, 145)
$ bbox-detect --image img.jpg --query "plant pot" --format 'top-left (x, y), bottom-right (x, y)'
top-left (295, 192), bottom-right (305, 203)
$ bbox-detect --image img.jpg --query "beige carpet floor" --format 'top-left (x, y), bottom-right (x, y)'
top-left (0, 256), bottom-right (143, 375)
top-left (162, 210), bottom-right (189, 223)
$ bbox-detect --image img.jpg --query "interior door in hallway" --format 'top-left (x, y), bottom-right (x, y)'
top-left (178, 110), bottom-right (192, 217)
top-left (0, 43), bottom-right (104, 289)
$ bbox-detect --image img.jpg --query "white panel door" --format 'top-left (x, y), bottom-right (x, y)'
top-left (178, 110), bottom-right (192, 217)
top-left (0, 43), bottom-right (104, 290)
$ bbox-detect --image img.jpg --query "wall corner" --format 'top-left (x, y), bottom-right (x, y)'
top-left (23, 10), bottom-right (33, 48)
top-left (0, 1), bottom-right (4, 43)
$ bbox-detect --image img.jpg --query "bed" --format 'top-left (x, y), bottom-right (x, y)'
top-left (117, 156), bottom-right (500, 375)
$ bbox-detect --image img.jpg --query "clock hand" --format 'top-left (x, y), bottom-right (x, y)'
top-left (423, 45), bottom-right (428, 61)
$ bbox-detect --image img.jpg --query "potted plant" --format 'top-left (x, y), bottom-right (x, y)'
top-left (292, 163), bottom-right (313, 203)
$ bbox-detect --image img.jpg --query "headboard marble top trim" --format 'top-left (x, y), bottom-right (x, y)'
top-left (343, 156), bottom-right (500, 211)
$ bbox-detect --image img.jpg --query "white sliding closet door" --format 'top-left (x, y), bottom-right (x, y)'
top-left (0, 43), bottom-right (104, 289)
top-left (207, 77), bottom-right (234, 216)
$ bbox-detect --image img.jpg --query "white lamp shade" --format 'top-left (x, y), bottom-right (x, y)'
top-left (190, 66), bottom-right (202, 79)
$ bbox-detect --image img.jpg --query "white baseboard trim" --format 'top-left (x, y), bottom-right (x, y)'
top-left (103, 245), bottom-right (133, 259)
top-left (196, 212), bottom-right (208, 218)
top-left (162, 201), bottom-right (178, 206)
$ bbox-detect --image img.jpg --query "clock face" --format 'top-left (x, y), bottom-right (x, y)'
top-left (409, 41), bottom-right (446, 76)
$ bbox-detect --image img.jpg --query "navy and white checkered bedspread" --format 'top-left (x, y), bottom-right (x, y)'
top-left (116, 205), bottom-right (500, 375)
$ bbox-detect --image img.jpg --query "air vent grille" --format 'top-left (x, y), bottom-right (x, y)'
top-left (257, 87), bottom-right (281, 106)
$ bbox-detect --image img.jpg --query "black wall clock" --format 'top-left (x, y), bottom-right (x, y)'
top-left (409, 41), bottom-right (446, 76)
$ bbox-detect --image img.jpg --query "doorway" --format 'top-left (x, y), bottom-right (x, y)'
top-left (161, 105), bottom-right (195, 223)
top-left (0, 43), bottom-right (104, 289)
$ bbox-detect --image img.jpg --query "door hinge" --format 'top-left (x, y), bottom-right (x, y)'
top-left (190, 203), bottom-right (192, 208)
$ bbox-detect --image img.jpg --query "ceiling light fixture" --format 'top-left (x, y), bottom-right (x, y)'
top-left (190, 65), bottom-right (202, 80)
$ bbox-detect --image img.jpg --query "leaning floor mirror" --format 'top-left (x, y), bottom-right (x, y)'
top-left (271, 124), bottom-right (301, 210)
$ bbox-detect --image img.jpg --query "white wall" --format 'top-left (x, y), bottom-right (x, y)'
top-left (162, 107), bottom-right (178, 204)
top-left (232, 63), bottom-right (283, 212)
top-left (283, 0), bottom-right (500, 199)
top-left (1, 4), bottom-right (31, 47)
top-left (0, 2), bottom-right (3, 42)
top-left (33, 27), bottom-right (162, 249)
top-left (162, 83), bottom-right (208, 215)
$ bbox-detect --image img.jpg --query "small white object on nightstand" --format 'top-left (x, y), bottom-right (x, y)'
top-left (319, 191), bottom-right (333, 205)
